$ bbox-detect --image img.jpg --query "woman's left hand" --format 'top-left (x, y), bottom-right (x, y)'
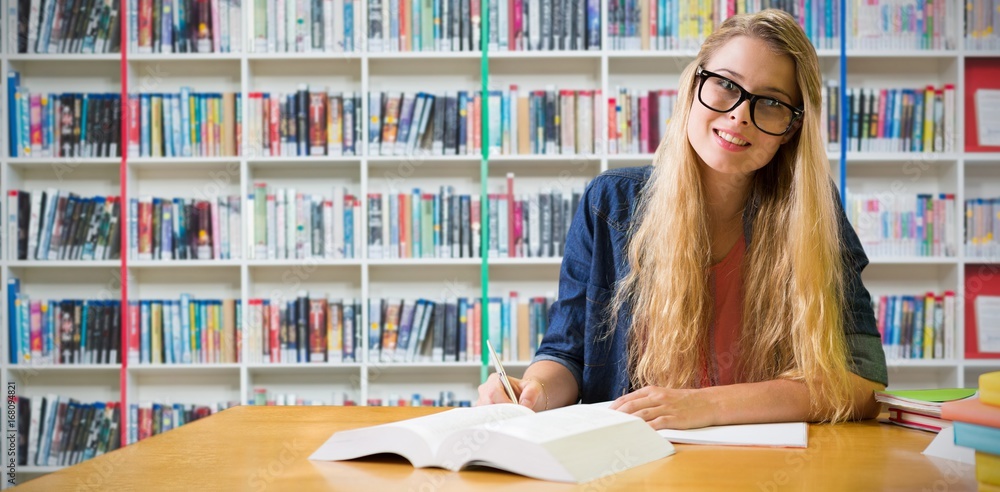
top-left (608, 386), bottom-right (717, 430)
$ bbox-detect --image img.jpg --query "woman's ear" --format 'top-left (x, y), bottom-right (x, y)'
top-left (780, 119), bottom-right (802, 144)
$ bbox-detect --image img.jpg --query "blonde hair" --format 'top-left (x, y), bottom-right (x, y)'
top-left (610, 9), bottom-right (854, 422)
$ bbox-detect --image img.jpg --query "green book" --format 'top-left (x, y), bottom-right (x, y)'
top-left (878, 389), bottom-right (978, 403)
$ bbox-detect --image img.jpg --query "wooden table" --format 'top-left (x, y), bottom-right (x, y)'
top-left (13, 406), bottom-right (977, 491)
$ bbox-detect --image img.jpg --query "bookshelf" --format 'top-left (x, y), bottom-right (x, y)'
top-left (3, 0), bottom-right (1000, 485)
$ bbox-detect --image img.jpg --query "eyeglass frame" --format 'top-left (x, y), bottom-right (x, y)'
top-left (694, 66), bottom-right (805, 136)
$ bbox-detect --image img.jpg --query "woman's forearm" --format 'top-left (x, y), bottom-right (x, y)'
top-left (522, 360), bottom-right (580, 409)
top-left (703, 373), bottom-right (885, 425)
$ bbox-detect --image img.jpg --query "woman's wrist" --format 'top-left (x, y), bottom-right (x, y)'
top-left (521, 378), bottom-right (549, 411)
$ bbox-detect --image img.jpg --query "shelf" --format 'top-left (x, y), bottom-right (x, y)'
top-left (962, 359), bottom-right (1000, 368)
top-left (964, 51), bottom-right (1000, 58)
top-left (8, 53), bottom-right (120, 61)
top-left (367, 361), bottom-right (482, 374)
top-left (246, 51), bottom-right (362, 60)
top-left (488, 257), bottom-right (563, 266)
top-left (845, 49), bottom-right (959, 58)
top-left (128, 53), bottom-right (243, 61)
top-left (8, 260), bottom-right (120, 268)
top-left (7, 157), bottom-right (120, 168)
top-left (128, 260), bottom-right (242, 268)
top-left (606, 50), bottom-right (703, 60)
top-left (964, 153), bottom-right (1000, 163)
top-left (6, 364), bottom-right (120, 373)
top-left (837, 153), bottom-right (961, 163)
top-left (128, 157), bottom-right (240, 166)
top-left (246, 259), bottom-right (362, 267)
top-left (489, 154), bottom-right (602, 164)
top-left (885, 359), bottom-right (962, 368)
top-left (866, 257), bottom-right (958, 265)
top-left (245, 363), bottom-right (363, 375)
top-left (247, 156), bottom-right (361, 166)
top-left (128, 364), bottom-right (241, 376)
top-left (366, 155), bottom-right (479, 165)
top-left (367, 258), bottom-right (483, 266)
top-left (366, 51), bottom-right (481, 60)
top-left (490, 50), bottom-right (601, 60)
top-left (18, 466), bottom-right (63, 474)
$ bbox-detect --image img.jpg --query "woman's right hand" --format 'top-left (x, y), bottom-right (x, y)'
top-left (476, 373), bottom-right (548, 412)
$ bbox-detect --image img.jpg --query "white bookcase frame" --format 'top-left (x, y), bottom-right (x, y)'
top-left (2, 0), bottom-right (1000, 484)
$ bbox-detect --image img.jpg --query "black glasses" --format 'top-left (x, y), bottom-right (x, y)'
top-left (695, 67), bottom-right (804, 136)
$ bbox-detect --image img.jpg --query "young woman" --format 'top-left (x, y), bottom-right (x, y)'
top-left (477, 9), bottom-right (888, 429)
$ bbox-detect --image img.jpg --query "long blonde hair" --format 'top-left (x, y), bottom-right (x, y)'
top-left (611, 9), bottom-right (854, 422)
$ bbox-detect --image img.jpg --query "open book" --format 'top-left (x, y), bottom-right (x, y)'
top-left (309, 403), bottom-right (675, 483)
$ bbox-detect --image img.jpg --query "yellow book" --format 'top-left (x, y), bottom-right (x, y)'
top-left (207, 302), bottom-right (217, 364)
top-left (923, 86), bottom-right (935, 152)
top-left (978, 452), bottom-right (1000, 486)
top-left (982, 372), bottom-right (1000, 407)
top-left (222, 299), bottom-right (235, 363)
top-left (923, 293), bottom-right (935, 359)
top-left (151, 302), bottom-right (163, 364)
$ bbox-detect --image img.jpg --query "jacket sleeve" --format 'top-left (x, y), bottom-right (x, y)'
top-left (530, 180), bottom-right (601, 394)
top-left (836, 195), bottom-right (889, 386)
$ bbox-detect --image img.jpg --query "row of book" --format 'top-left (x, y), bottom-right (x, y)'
top-left (610, 0), bottom-right (838, 51)
top-left (846, 192), bottom-right (958, 258)
top-left (824, 85), bottom-right (957, 154)
top-left (128, 91), bottom-right (240, 158)
top-left (368, 294), bottom-right (551, 364)
top-left (367, 0), bottom-right (600, 52)
top-left (249, 388), bottom-right (328, 406)
top-left (8, 0), bottom-right (123, 54)
top-left (12, 396), bottom-right (121, 467)
top-left (365, 90), bottom-right (488, 157)
top-left (249, 184), bottom-right (361, 260)
top-left (6, 74), bottom-right (122, 158)
top-left (246, 89), bottom-right (361, 157)
top-left (487, 87), bottom-right (601, 156)
top-left (966, 198), bottom-right (1000, 259)
top-left (966, 0), bottom-right (1000, 50)
top-left (6, 190), bottom-right (123, 262)
top-left (366, 181), bottom-right (582, 260)
top-left (6, 281), bottom-right (122, 366)
top-left (368, 392), bottom-right (471, 407)
top-left (127, 297), bottom-right (240, 364)
top-left (874, 291), bottom-right (956, 360)
top-left (131, 195), bottom-right (242, 261)
top-left (245, 296), bottom-right (361, 364)
top-left (850, 0), bottom-right (956, 50)
top-left (250, 0), bottom-right (358, 53)
top-left (129, 0), bottom-right (243, 53)
top-left (607, 88), bottom-right (674, 155)
top-left (127, 401), bottom-right (235, 444)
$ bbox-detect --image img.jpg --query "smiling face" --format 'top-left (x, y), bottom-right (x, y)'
top-left (686, 36), bottom-right (802, 181)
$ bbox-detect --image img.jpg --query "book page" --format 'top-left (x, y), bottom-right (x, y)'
top-left (480, 404), bottom-right (641, 443)
top-left (388, 404), bottom-right (532, 452)
top-left (657, 422), bottom-right (808, 448)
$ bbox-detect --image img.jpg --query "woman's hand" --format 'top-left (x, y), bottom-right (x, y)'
top-left (475, 373), bottom-right (548, 412)
top-left (609, 386), bottom-right (718, 430)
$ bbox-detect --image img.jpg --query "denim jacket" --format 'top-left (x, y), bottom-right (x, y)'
top-left (532, 166), bottom-right (888, 403)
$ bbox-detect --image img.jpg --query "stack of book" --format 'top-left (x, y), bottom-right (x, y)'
top-left (872, 291), bottom-right (957, 361)
top-left (244, 295), bottom-right (362, 365)
top-left (127, 296), bottom-right (241, 365)
top-left (127, 401), bottom-right (236, 445)
top-left (874, 388), bottom-right (978, 433)
top-left (845, 191), bottom-right (958, 258)
top-left (14, 396), bottom-right (122, 468)
top-left (366, 0), bottom-right (600, 52)
top-left (7, 190), bottom-right (123, 261)
top-left (607, 88), bottom-right (676, 155)
top-left (249, 0), bottom-right (357, 52)
top-left (246, 89), bottom-right (362, 157)
top-left (8, 0), bottom-right (123, 54)
top-left (249, 183), bottom-right (361, 260)
top-left (7, 72), bottom-right (123, 158)
top-left (129, 0), bottom-right (243, 53)
top-left (609, 0), bottom-right (839, 51)
top-left (128, 91), bottom-right (240, 158)
top-left (942, 372), bottom-right (1000, 492)
top-left (965, 197), bottom-right (1000, 259)
top-left (5, 284), bottom-right (123, 366)
top-left (131, 195), bottom-right (242, 261)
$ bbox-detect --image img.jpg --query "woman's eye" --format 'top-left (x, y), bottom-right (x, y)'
top-left (718, 79), bottom-right (737, 91)
top-left (762, 98), bottom-right (782, 108)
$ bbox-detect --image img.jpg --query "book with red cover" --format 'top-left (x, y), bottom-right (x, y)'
top-left (888, 407), bottom-right (950, 433)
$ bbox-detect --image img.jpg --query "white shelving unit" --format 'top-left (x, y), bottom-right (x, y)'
top-left (2, 1), bottom-right (1000, 485)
